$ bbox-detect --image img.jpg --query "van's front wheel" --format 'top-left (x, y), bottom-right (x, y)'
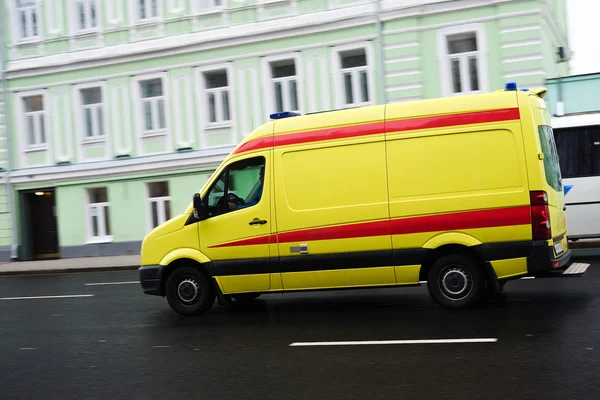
top-left (427, 254), bottom-right (484, 309)
top-left (165, 267), bottom-right (215, 316)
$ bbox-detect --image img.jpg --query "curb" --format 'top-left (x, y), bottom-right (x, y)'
top-left (0, 264), bottom-right (140, 277)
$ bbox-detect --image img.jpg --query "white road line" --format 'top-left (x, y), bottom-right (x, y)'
top-left (289, 338), bottom-right (498, 347)
top-left (19, 347), bottom-right (36, 350)
top-left (0, 294), bottom-right (95, 301)
top-left (153, 346), bottom-right (170, 348)
top-left (84, 281), bottom-right (138, 286)
top-left (521, 276), bottom-right (535, 280)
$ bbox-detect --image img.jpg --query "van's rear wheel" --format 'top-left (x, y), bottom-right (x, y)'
top-left (427, 254), bottom-right (484, 309)
top-left (165, 267), bottom-right (215, 316)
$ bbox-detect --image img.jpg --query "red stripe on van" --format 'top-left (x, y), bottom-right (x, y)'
top-left (209, 205), bottom-right (531, 248)
top-left (386, 108), bottom-right (520, 133)
top-left (232, 107), bottom-right (520, 155)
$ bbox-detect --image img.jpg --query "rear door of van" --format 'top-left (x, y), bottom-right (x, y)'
top-left (527, 94), bottom-right (569, 256)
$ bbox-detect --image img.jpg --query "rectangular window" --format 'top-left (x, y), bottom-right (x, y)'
top-left (76, 0), bottom-right (99, 31)
top-left (88, 188), bottom-right (111, 240)
top-left (339, 49), bottom-right (369, 107)
top-left (138, 0), bottom-right (159, 20)
top-left (554, 125), bottom-right (600, 178)
top-left (148, 181), bottom-right (171, 228)
top-left (204, 157), bottom-right (265, 218)
top-left (199, 0), bottom-right (222, 9)
top-left (80, 87), bottom-right (104, 138)
top-left (271, 60), bottom-right (299, 113)
top-left (140, 78), bottom-right (166, 133)
top-left (17, 0), bottom-right (39, 39)
top-left (23, 95), bottom-right (46, 147)
top-left (445, 32), bottom-right (481, 95)
top-left (538, 125), bottom-right (563, 192)
top-left (204, 70), bottom-right (231, 124)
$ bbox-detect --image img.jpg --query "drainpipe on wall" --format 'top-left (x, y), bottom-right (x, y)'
top-left (375, 0), bottom-right (387, 104)
top-left (0, 4), bottom-right (19, 260)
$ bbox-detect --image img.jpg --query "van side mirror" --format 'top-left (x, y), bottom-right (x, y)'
top-left (193, 193), bottom-right (205, 220)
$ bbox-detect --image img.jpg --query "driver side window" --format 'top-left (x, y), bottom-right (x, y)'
top-left (204, 156), bottom-right (266, 218)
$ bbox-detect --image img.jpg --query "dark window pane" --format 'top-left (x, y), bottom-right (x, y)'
top-left (448, 33), bottom-right (477, 54)
top-left (85, 108), bottom-right (93, 137)
top-left (89, 187), bottom-right (108, 203)
top-left (451, 59), bottom-right (462, 93)
top-left (141, 79), bottom-right (163, 97)
top-left (344, 73), bottom-right (353, 104)
top-left (468, 57), bottom-right (479, 91)
top-left (82, 88), bottom-right (102, 105)
top-left (290, 80), bottom-right (298, 111)
top-left (27, 115), bottom-right (35, 145)
top-left (341, 52), bottom-right (367, 69)
top-left (208, 93), bottom-right (216, 123)
top-left (91, 211), bottom-right (99, 237)
top-left (274, 82), bottom-right (283, 112)
top-left (554, 126), bottom-right (600, 178)
top-left (151, 202), bottom-right (158, 228)
top-left (39, 115), bottom-right (46, 143)
top-left (148, 181), bottom-right (169, 198)
top-left (205, 71), bottom-right (228, 88)
top-left (104, 206), bottom-right (111, 236)
top-left (165, 200), bottom-right (171, 220)
top-left (360, 71), bottom-right (368, 102)
top-left (222, 91), bottom-right (230, 121)
top-left (272, 62), bottom-right (296, 78)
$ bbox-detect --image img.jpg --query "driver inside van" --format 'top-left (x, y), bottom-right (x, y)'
top-left (228, 166), bottom-right (265, 211)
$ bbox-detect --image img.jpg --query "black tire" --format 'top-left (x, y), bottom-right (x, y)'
top-left (231, 293), bottom-right (261, 302)
top-left (165, 267), bottom-right (215, 316)
top-left (427, 254), bottom-right (485, 309)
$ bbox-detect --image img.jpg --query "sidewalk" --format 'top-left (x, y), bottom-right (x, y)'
top-left (0, 255), bottom-right (140, 276)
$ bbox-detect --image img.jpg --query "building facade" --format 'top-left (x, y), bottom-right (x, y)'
top-left (0, 0), bottom-right (570, 261)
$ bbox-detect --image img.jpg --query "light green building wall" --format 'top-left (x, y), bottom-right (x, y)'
top-left (0, 0), bottom-right (571, 260)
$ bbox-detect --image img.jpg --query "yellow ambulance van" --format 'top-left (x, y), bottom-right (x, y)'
top-left (138, 81), bottom-right (590, 316)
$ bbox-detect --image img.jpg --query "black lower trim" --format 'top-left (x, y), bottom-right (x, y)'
top-left (527, 241), bottom-right (571, 274)
top-left (139, 265), bottom-right (164, 295)
top-left (152, 240), bottom-right (570, 282)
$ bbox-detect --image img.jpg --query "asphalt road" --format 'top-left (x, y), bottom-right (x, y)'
top-left (0, 261), bottom-right (598, 400)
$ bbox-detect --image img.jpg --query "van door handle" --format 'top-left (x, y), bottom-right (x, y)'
top-left (249, 218), bottom-right (267, 226)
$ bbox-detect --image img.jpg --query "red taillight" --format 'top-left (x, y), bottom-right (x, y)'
top-left (530, 190), bottom-right (551, 240)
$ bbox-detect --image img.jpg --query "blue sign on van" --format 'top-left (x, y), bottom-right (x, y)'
top-left (564, 185), bottom-right (573, 195)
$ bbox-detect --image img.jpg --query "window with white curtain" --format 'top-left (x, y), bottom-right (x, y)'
top-left (147, 182), bottom-right (171, 228)
top-left (87, 188), bottom-right (111, 241)
top-left (270, 60), bottom-right (299, 113)
top-left (204, 70), bottom-right (231, 125)
top-left (16, 0), bottom-right (40, 39)
top-left (140, 78), bottom-right (166, 133)
top-left (75, 0), bottom-right (99, 31)
top-left (339, 49), bottom-right (370, 107)
top-left (80, 87), bottom-right (104, 138)
top-left (23, 95), bottom-right (46, 147)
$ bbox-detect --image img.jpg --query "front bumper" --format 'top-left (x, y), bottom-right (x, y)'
top-left (139, 265), bottom-right (165, 296)
top-left (527, 240), bottom-right (572, 274)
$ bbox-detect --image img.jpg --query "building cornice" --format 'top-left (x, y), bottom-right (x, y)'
top-left (5, 0), bottom-right (532, 80)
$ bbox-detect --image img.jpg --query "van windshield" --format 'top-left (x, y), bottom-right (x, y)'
top-left (538, 125), bottom-right (562, 192)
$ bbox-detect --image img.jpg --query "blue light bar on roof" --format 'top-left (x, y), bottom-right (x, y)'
top-left (505, 81), bottom-right (517, 91)
top-left (270, 111), bottom-right (301, 120)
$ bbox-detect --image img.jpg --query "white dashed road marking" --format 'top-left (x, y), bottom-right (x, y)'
top-left (289, 338), bottom-right (498, 347)
top-left (0, 294), bottom-right (95, 301)
top-left (84, 281), bottom-right (138, 286)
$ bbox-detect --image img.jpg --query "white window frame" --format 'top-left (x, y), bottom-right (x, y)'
top-left (73, 81), bottom-right (108, 145)
top-left (133, 73), bottom-right (169, 138)
top-left (13, 0), bottom-right (42, 43)
top-left (261, 53), bottom-right (304, 115)
top-left (331, 42), bottom-right (375, 110)
top-left (437, 23), bottom-right (489, 97)
top-left (146, 181), bottom-right (172, 230)
top-left (191, 0), bottom-right (224, 14)
top-left (86, 187), bottom-right (112, 243)
top-left (196, 63), bottom-right (235, 139)
top-left (70, 0), bottom-right (101, 34)
top-left (18, 91), bottom-right (48, 151)
top-left (136, 0), bottom-right (162, 23)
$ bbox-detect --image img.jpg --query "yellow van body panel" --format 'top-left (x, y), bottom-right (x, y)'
top-left (490, 257), bottom-right (528, 279)
top-left (141, 86), bottom-right (572, 299)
